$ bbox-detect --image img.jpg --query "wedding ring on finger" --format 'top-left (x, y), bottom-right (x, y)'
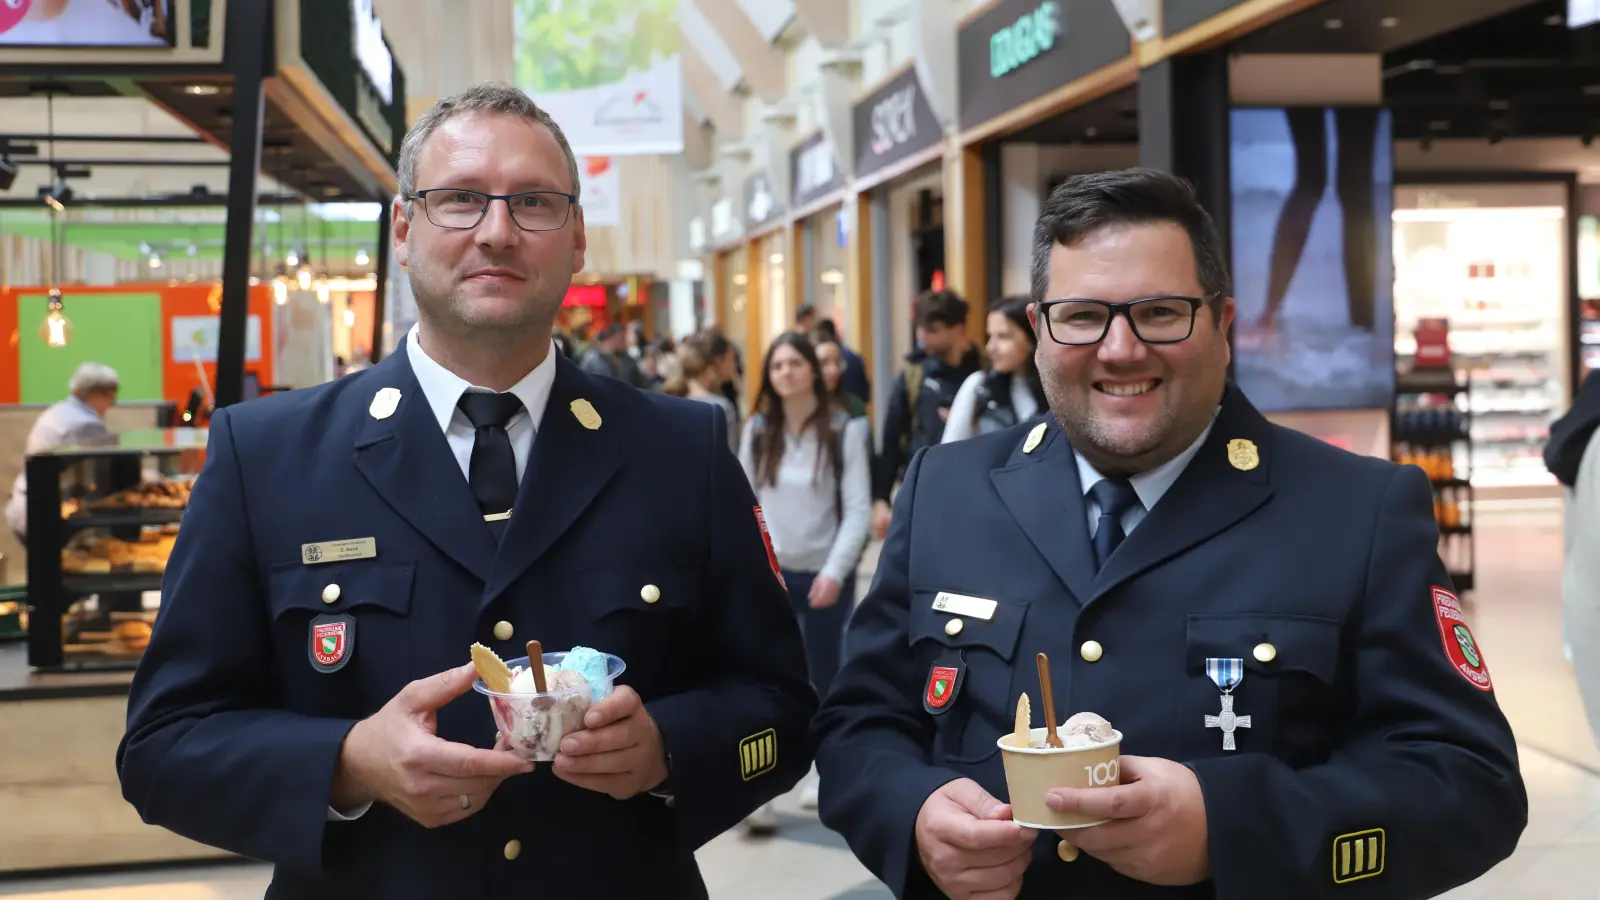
top-left (459, 794), bottom-right (471, 810)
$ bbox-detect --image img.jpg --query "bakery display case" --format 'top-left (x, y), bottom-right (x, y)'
top-left (24, 428), bottom-right (206, 671)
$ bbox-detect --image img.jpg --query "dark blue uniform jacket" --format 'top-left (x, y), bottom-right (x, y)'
top-left (814, 385), bottom-right (1526, 899)
top-left (118, 347), bottom-right (816, 899)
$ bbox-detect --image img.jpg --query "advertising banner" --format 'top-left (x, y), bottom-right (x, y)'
top-left (0, 0), bottom-right (174, 47)
top-left (579, 157), bottom-right (621, 227)
top-left (514, 0), bottom-right (683, 156)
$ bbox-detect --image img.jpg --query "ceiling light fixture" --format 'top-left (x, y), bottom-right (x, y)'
top-left (40, 289), bottom-right (71, 348)
top-left (1324, 17), bottom-right (1343, 29)
top-left (1380, 16), bottom-right (1398, 28)
top-left (183, 84), bottom-right (221, 96)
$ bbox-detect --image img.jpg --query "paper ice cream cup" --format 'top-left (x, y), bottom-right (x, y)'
top-left (472, 651), bottom-right (626, 762)
top-left (996, 726), bottom-right (1123, 829)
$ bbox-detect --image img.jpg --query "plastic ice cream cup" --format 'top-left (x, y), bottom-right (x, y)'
top-left (472, 651), bottom-right (627, 762)
top-left (996, 726), bottom-right (1123, 829)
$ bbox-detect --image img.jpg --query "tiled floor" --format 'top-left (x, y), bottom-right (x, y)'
top-left (1, 513), bottom-right (1595, 900)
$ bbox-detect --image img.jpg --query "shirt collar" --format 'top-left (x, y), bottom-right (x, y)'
top-left (405, 323), bottom-right (557, 434)
top-left (1075, 409), bottom-right (1220, 512)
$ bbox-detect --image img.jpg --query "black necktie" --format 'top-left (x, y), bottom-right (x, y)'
top-left (458, 391), bottom-right (524, 539)
top-left (1088, 478), bottom-right (1140, 571)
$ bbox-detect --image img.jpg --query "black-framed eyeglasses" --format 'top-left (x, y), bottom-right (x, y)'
top-left (1037, 295), bottom-right (1215, 346)
top-left (405, 188), bottom-right (578, 232)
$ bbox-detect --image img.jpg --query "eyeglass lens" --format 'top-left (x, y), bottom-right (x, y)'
top-left (423, 190), bottom-right (571, 231)
top-left (1046, 299), bottom-right (1195, 344)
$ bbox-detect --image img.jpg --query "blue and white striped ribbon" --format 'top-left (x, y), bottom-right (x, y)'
top-left (1206, 657), bottom-right (1243, 693)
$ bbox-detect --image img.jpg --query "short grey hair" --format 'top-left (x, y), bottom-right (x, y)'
top-left (1030, 168), bottom-right (1230, 317)
top-left (68, 362), bottom-right (119, 397)
top-left (396, 81), bottom-right (582, 205)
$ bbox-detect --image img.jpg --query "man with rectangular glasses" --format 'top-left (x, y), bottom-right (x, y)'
top-left (119, 82), bottom-right (816, 899)
top-left (814, 167), bottom-right (1525, 899)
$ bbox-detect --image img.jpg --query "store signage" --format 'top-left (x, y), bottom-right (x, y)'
top-left (299, 0), bottom-right (407, 165)
top-left (790, 130), bottom-right (846, 210)
top-left (712, 198), bottom-right (737, 240)
top-left (744, 171), bottom-right (783, 229)
top-left (352, 0), bottom-right (394, 105)
top-left (990, 2), bottom-right (1061, 78)
top-left (1571, 0), bottom-right (1600, 28)
top-left (853, 67), bottom-right (942, 181)
top-left (1111, 0), bottom-right (1160, 41)
top-left (957, 0), bottom-right (1131, 130)
top-left (1162, 0), bottom-right (1246, 36)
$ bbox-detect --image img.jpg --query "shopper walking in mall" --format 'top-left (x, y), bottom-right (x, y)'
top-left (5, 362), bottom-right (120, 548)
top-left (117, 82), bottom-right (816, 899)
top-left (739, 331), bottom-right (871, 829)
top-left (1547, 370), bottom-right (1600, 751)
top-left (813, 167), bottom-right (1525, 899)
top-left (662, 330), bottom-right (740, 454)
top-left (871, 290), bottom-right (982, 537)
top-left (939, 294), bottom-right (1047, 444)
top-left (812, 327), bottom-right (868, 421)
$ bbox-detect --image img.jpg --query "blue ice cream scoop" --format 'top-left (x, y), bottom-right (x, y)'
top-left (554, 646), bottom-right (615, 700)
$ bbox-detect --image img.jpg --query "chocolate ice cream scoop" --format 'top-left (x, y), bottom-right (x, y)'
top-left (1062, 711), bottom-right (1115, 743)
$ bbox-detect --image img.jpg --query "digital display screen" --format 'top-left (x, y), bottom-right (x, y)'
top-left (0, 0), bottom-right (176, 48)
top-left (1229, 106), bottom-right (1397, 412)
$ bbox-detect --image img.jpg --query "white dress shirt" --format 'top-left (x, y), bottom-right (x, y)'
top-left (327, 324), bottom-right (557, 823)
top-left (406, 323), bottom-right (558, 483)
top-left (1075, 412), bottom-right (1218, 539)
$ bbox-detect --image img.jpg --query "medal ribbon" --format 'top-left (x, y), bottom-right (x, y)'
top-left (1205, 657), bottom-right (1243, 693)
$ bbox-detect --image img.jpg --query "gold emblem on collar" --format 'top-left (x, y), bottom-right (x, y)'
top-left (369, 387), bottom-right (401, 420)
top-left (570, 398), bottom-right (602, 430)
top-left (1227, 438), bottom-right (1259, 471)
top-left (1023, 422), bottom-right (1047, 454)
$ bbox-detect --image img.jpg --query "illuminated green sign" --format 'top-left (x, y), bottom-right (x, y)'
top-left (990, 1), bottom-right (1061, 79)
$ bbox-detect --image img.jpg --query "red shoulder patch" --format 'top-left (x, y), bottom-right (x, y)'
top-left (1432, 586), bottom-right (1492, 691)
top-left (754, 506), bottom-right (786, 590)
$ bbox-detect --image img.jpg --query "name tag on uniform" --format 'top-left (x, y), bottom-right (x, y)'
top-left (301, 538), bottom-right (377, 565)
top-left (932, 592), bottom-right (997, 621)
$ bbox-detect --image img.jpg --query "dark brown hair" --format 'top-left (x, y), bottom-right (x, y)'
top-left (752, 332), bottom-right (841, 490)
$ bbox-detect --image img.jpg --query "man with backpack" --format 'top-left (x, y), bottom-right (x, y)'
top-left (871, 290), bottom-right (983, 538)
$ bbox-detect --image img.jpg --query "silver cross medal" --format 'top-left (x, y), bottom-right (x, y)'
top-left (1204, 657), bottom-right (1250, 751)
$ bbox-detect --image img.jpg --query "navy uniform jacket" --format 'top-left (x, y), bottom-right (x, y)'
top-left (814, 386), bottom-right (1526, 899)
top-left (118, 348), bottom-right (816, 899)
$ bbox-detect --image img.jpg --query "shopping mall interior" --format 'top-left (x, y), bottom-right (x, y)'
top-left (0, 0), bottom-right (1599, 896)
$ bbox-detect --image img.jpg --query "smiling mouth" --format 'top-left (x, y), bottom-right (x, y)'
top-left (1095, 379), bottom-right (1161, 397)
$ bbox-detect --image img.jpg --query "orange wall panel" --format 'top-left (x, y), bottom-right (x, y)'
top-left (0, 289), bottom-right (19, 404)
top-left (0, 284), bottom-right (274, 408)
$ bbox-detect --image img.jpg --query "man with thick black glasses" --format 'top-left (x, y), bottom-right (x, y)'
top-left (814, 167), bottom-right (1525, 899)
top-left (118, 82), bottom-right (815, 899)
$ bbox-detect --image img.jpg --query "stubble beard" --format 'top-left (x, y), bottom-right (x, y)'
top-left (408, 259), bottom-right (561, 352)
top-left (1039, 359), bottom-right (1221, 478)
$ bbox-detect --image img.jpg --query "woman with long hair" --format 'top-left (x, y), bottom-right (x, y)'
top-left (811, 329), bottom-right (868, 420)
top-left (738, 331), bottom-right (870, 825)
top-left (661, 333), bottom-right (738, 453)
top-left (941, 295), bottom-right (1047, 443)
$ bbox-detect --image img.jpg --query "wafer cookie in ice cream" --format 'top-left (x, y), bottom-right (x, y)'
top-left (470, 643), bottom-right (513, 694)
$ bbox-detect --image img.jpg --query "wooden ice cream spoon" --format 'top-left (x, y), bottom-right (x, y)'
top-left (526, 640), bottom-right (547, 692)
top-left (1036, 652), bottom-right (1064, 749)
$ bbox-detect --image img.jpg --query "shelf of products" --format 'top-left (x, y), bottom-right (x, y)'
top-left (23, 429), bottom-right (205, 672)
top-left (1391, 377), bottom-right (1475, 594)
top-left (1393, 190), bottom-right (1569, 489)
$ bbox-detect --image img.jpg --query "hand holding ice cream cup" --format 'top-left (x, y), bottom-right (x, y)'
top-left (997, 653), bottom-right (1123, 861)
top-left (470, 641), bottom-right (627, 762)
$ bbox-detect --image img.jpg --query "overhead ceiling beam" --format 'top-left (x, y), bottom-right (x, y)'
top-left (682, 43), bottom-right (746, 140)
top-left (693, 0), bottom-right (787, 103)
top-left (792, 0), bottom-right (852, 48)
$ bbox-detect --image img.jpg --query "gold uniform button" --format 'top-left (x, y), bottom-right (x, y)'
top-left (1254, 642), bottom-right (1277, 663)
top-left (944, 617), bottom-right (964, 637)
top-left (321, 584), bottom-right (340, 604)
top-left (493, 621), bottom-right (514, 641)
top-left (1080, 640), bottom-right (1103, 663)
top-left (503, 838), bottom-right (521, 861)
top-left (641, 584), bottom-right (661, 604)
